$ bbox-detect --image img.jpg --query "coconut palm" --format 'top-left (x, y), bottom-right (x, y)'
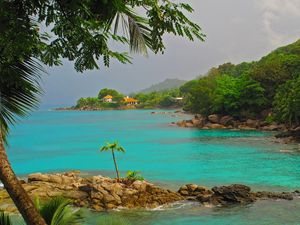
top-left (0, 58), bottom-right (47, 225)
top-left (100, 142), bottom-right (125, 181)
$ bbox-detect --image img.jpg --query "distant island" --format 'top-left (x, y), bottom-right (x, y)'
top-left (57, 85), bottom-right (185, 111)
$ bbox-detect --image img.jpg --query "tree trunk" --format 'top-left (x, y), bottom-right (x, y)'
top-left (0, 137), bottom-right (47, 225)
top-left (111, 150), bottom-right (120, 181)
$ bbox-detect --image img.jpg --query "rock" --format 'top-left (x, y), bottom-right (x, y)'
top-left (191, 119), bottom-right (202, 127)
top-left (246, 119), bottom-right (259, 128)
top-left (255, 191), bottom-right (293, 200)
top-left (185, 122), bottom-right (194, 128)
top-left (207, 124), bottom-right (226, 129)
top-left (261, 123), bottom-right (280, 131)
top-left (208, 114), bottom-right (220, 123)
top-left (195, 114), bottom-right (204, 120)
top-left (176, 120), bottom-right (186, 127)
top-left (210, 184), bottom-right (255, 205)
top-left (0, 172), bottom-right (185, 212)
top-left (238, 125), bottom-right (256, 130)
top-left (178, 184), bottom-right (212, 198)
top-left (220, 116), bottom-right (234, 126)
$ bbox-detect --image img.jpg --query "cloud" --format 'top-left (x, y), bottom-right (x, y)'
top-left (255, 0), bottom-right (300, 46)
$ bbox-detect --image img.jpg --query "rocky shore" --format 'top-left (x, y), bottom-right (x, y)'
top-left (0, 172), bottom-right (299, 213)
top-left (174, 114), bottom-right (300, 142)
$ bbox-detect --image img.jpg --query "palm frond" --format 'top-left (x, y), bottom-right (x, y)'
top-left (0, 211), bottom-right (12, 225)
top-left (37, 196), bottom-right (83, 225)
top-left (116, 146), bottom-right (125, 153)
top-left (0, 57), bottom-right (44, 143)
top-left (112, 7), bottom-right (152, 56)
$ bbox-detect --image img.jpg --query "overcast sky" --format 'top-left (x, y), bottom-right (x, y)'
top-left (40, 0), bottom-right (300, 108)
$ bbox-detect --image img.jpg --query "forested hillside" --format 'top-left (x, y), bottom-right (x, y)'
top-left (180, 39), bottom-right (300, 126)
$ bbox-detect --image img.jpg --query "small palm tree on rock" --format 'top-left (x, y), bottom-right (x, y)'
top-left (100, 142), bottom-right (125, 181)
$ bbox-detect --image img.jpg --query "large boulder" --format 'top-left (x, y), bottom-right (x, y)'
top-left (208, 114), bottom-right (220, 123)
top-left (210, 184), bottom-right (256, 205)
top-left (220, 116), bottom-right (234, 126)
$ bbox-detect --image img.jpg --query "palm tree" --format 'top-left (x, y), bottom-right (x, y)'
top-left (100, 142), bottom-right (125, 181)
top-left (0, 58), bottom-right (47, 225)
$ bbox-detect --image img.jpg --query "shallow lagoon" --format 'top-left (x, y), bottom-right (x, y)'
top-left (7, 110), bottom-right (300, 224)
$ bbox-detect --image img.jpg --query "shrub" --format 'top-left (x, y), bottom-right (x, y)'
top-left (126, 171), bottom-right (144, 181)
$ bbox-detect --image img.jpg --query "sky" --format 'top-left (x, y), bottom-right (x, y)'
top-left (40, 0), bottom-right (300, 108)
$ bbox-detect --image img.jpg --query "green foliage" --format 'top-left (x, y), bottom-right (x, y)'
top-left (1, 0), bottom-right (204, 72)
top-left (98, 215), bottom-right (132, 225)
top-left (265, 115), bottom-right (275, 124)
top-left (126, 171), bottom-right (144, 181)
top-left (273, 75), bottom-right (300, 126)
top-left (181, 39), bottom-right (300, 121)
top-left (100, 142), bottom-right (125, 153)
top-left (0, 211), bottom-right (12, 225)
top-left (98, 89), bottom-right (122, 100)
top-left (213, 75), bottom-right (266, 117)
top-left (134, 88), bottom-right (181, 108)
top-left (76, 97), bottom-right (100, 108)
top-left (250, 39), bottom-right (300, 101)
top-left (181, 76), bottom-right (216, 115)
top-left (36, 196), bottom-right (83, 225)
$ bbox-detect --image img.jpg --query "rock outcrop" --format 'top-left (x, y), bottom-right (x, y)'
top-left (0, 173), bottom-right (297, 213)
top-left (176, 114), bottom-right (287, 132)
top-left (178, 184), bottom-right (295, 206)
top-left (0, 172), bottom-right (183, 213)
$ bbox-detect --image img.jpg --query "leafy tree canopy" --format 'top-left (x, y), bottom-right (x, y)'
top-left (273, 75), bottom-right (300, 126)
top-left (1, 0), bottom-right (205, 72)
top-left (98, 88), bottom-right (122, 99)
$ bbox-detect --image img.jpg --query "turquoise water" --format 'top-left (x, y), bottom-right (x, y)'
top-left (6, 110), bottom-right (300, 224)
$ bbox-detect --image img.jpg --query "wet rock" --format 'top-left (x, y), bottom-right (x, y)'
top-left (255, 191), bottom-right (293, 200)
top-left (210, 184), bottom-right (256, 205)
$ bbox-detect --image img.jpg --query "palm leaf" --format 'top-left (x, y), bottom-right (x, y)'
top-left (37, 196), bottom-right (83, 225)
top-left (0, 57), bottom-right (44, 143)
top-left (0, 211), bottom-right (12, 225)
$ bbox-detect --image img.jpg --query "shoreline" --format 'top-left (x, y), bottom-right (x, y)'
top-left (173, 114), bottom-right (300, 143)
top-left (0, 172), bottom-right (299, 214)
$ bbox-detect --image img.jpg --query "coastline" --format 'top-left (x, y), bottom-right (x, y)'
top-left (173, 114), bottom-right (300, 143)
top-left (0, 172), bottom-right (298, 214)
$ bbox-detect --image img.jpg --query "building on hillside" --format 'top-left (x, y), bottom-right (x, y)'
top-left (102, 95), bottom-right (113, 103)
top-left (123, 96), bottom-right (139, 105)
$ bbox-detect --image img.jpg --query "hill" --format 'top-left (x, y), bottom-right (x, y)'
top-left (140, 79), bottom-right (186, 93)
